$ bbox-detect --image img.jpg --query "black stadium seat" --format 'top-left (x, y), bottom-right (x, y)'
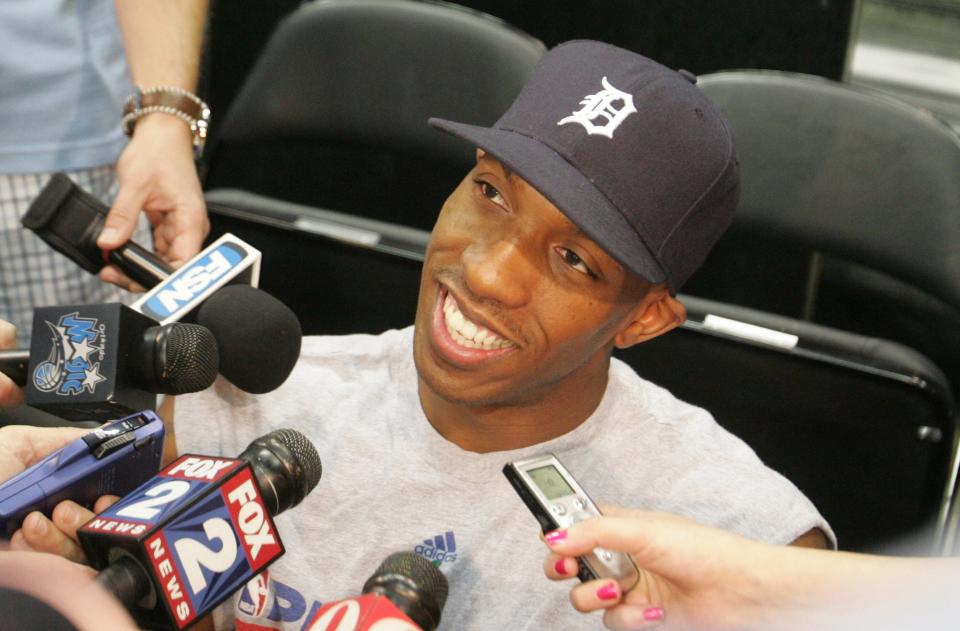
top-left (686, 70), bottom-right (960, 402)
top-left (616, 296), bottom-right (959, 554)
top-left (202, 0), bottom-right (545, 231)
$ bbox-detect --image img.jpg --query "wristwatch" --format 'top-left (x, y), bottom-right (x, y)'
top-left (122, 86), bottom-right (211, 159)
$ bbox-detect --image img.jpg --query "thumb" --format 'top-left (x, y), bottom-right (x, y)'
top-left (545, 515), bottom-right (648, 556)
top-left (98, 181), bottom-right (148, 250)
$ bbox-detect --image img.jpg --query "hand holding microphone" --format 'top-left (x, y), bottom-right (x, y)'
top-left (24, 174), bottom-right (301, 394)
top-left (79, 428), bottom-right (321, 630)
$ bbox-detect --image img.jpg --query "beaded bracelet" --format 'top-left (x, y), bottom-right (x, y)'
top-left (122, 85), bottom-right (211, 159)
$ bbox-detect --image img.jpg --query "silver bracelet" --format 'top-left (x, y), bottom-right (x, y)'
top-left (122, 85), bottom-right (211, 159)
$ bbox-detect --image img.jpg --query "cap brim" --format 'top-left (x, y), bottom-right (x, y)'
top-left (428, 117), bottom-right (667, 287)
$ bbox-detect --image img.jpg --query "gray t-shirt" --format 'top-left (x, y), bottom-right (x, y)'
top-left (174, 327), bottom-right (833, 630)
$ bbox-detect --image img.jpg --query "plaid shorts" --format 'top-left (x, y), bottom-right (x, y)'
top-left (0, 166), bottom-right (152, 345)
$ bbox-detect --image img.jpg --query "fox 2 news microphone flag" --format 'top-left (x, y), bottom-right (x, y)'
top-left (78, 455), bottom-right (284, 630)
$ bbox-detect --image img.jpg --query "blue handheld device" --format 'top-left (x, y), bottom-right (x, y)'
top-left (0, 410), bottom-right (165, 538)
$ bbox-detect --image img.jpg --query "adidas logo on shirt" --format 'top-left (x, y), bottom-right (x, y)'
top-left (414, 531), bottom-right (457, 566)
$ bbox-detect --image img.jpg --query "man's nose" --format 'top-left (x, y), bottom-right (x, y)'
top-left (461, 237), bottom-right (534, 309)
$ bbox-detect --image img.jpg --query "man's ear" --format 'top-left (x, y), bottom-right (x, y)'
top-left (613, 289), bottom-right (687, 349)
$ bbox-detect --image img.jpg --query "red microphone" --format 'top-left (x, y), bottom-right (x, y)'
top-left (306, 552), bottom-right (449, 631)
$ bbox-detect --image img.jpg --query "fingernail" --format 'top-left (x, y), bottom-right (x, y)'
top-left (27, 512), bottom-right (47, 535)
top-left (99, 227), bottom-right (119, 243)
top-left (544, 530), bottom-right (567, 545)
top-left (596, 582), bottom-right (619, 601)
top-left (643, 607), bottom-right (664, 621)
top-left (59, 504), bottom-right (77, 526)
top-left (554, 558), bottom-right (568, 575)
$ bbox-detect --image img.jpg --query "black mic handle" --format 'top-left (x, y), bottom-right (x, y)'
top-left (106, 241), bottom-right (174, 289)
top-left (96, 555), bottom-right (152, 608)
top-left (0, 349), bottom-right (29, 387)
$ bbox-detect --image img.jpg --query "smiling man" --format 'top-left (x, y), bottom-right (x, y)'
top-left (8, 41), bottom-right (831, 630)
top-left (413, 149), bottom-right (685, 453)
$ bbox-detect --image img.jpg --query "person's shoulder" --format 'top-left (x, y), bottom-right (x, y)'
top-left (607, 356), bottom-right (714, 428)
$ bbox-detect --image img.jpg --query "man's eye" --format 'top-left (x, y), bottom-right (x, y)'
top-left (479, 181), bottom-right (506, 206)
top-left (557, 247), bottom-right (595, 278)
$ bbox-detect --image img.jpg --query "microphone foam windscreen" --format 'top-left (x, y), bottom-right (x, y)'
top-left (194, 285), bottom-right (302, 394)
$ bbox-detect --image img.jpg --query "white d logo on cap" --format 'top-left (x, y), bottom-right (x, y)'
top-left (557, 76), bottom-right (637, 139)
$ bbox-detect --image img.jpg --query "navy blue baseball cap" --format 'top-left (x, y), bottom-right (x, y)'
top-left (429, 40), bottom-right (739, 292)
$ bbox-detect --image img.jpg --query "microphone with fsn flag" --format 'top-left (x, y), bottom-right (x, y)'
top-left (22, 173), bottom-right (301, 394)
top-left (22, 173), bottom-right (261, 308)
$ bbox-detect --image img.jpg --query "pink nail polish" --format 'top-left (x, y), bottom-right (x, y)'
top-left (544, 530), bottom-right (567, 545)
top-left (643, 607), bottom-right (664, 621)
top-left (554, 558), bottom-right (568, 575)
top-left (596, 582), bottom-right (619, 601)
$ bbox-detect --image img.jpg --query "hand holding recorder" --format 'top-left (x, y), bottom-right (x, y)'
top-left (0, 411), bottom-right (165, 540)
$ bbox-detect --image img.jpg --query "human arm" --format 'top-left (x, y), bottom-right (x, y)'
top-left (0, 551), bottom-right (139, 630)
top-left (98, 0), bottom-right (211, 289)
top-left (542, 505), bottom-right (959, 631)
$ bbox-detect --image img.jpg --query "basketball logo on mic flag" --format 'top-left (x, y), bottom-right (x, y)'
top-left (32, 311), bottom-right (106, 396)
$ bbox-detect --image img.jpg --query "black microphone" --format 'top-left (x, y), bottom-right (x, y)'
top-left (0, 303), bottom-right (218, 422)
top-left (21, 173), bottom-right (174, 288)
top-left (306, 552), bottom-right (450, 631)
top-left (193, 285), bottom-right (301, 394)
top-left (22, 173), bottom-right (302, 393)
top-left (79, 428), bottom-right (321, 630)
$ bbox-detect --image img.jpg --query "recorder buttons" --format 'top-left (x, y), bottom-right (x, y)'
top-left (549, 504), bottom-right (567, 517)
top-left (92, 432), bottom-right (136, 459)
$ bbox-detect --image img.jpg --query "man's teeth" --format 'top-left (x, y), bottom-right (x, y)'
top-left (443, 294), bottom-right (514, 350)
